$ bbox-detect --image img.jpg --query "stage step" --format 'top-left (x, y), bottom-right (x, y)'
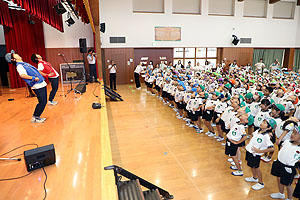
top-left (143, 189), bottom-right (162, 200)
top-left (118, 179), bottom-right (144, 200)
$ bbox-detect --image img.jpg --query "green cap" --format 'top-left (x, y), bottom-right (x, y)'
top-left (240, 77), bottom-right (245, 82)
top-left (270, 99), bottom-right (275, 104)
top-left (224, 83), bottom-right (232, 89)
top-left (240, 101), bottom-right (246, 107)
top-left (214, 91), bottom-right (221, 97)
top-left (249, 80), bottom-right (255, 83)
top-left (245, 107), bottom-right (251, 114)
top-left (204, 93), bottom-right (209, 99)
top-left (275, 104), bottom-right (285, 112)
top-left (239, 94), bottom-right (245, 101)
top-left (200, 85), bottom-right (205, 92)
top-left (248, 114), bottom-right (254, 126)
top-left (268, 118), bottom-right (277, 129)
top-left (245, 93), bottom-right (253, 99)
top-left (257, 92), bottom-right (264, 98)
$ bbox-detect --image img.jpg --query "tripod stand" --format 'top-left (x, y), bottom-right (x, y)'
top-left (59, 54), bottom-right (76, 97)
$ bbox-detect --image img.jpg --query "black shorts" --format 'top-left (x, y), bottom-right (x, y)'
top-left (162, 91), bottom-right (168, 98)
top-left (225, 139), bottom-right (239, 156)
top-left (203, 110), bottom-right (214, 121)
top-left (271, 160), bottom-right (296, 186)
top-left (195, 111), bottom-right (201, 118)
top-left (294, 179), bottom-right (300, 198)
top-left (198, 108), bottom-right (203, 117)
top-left (168, 94), bottom-right (174, 101)
top-left (155, 85), bottom-right (161, 92)
top-left (183, 103), bottom-right (187, 112)
top-left (213, 112), bottom-right (222, 124)
top-left (246, 151), bottom-right (261, 168)
top-left (148, 83), bottom-right (153, 88)
top-left (189, 111), bottom-right (198, 122)
top-left (176, 102), bottom-right (184, 109)
top-left (220, 119), bottom-right (230, 133)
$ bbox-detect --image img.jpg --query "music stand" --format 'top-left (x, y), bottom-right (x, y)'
top-left (59, 55), bottom-right (77, 97)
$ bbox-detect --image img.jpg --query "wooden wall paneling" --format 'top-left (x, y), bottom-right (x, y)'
top-left (222, 47), bottom-right (254, 67)
top-left (45, 48), bottom-right (93, 81)
top-left (217, 48), bottom-right (223, 64)
top-left (283, 48), bottom-right (295, 70)
top-left (103, 48), bottom-right (135, 85)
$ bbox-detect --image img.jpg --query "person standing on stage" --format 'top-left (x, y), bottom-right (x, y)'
top-left (5, 50), bottom-right (47, 123)
top-left (31, 54), bottom-right (59, 105)
top-left (108, 60), bottom-right (117, 90)
top-left (134, 63), bottom-right (144, 90)
top-left (87, 49), bottom-right (97, 82)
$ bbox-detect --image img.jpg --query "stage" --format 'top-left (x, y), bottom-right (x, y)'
top-left (0, 83), bottom-right (117, 200)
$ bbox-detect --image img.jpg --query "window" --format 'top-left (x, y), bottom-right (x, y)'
top-left (133, 0), bottom-right (164, 13)
top-left (196, 48), bottom-right (206, 57)
top-left (208, 0), bottom-right (234, 16)
top-left (173, 48), bottom-right (217, 67)
top-left (174, 48), bottom-right (184, 58)
top-left (185, 48), bottom-right (195, 58)
top-left (244, 0), bottom-right (267, 18)
top-left (273, 1), bottom-right (295, 19)
top-left (173, 0), bottom-right (201, 14)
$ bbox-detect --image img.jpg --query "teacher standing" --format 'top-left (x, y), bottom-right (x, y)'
top-left (108, 60), bottom-right (117, 90)
top-left (87, 49), bottom-right (97, 82)
top-left (134, 63), bottom-right (144, 90)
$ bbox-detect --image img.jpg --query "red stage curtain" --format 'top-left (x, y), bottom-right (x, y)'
top-left (0, 0), bottom-right (12, 28)
top-left (13, 0), bottom-right (64, 32)
top-left (4, 10), bottom-right (46, 88)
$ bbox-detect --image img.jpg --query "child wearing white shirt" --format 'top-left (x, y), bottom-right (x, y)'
top-left (244, 119), bottom-right (275, 190)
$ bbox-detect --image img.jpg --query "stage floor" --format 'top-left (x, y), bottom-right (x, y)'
top-left (107, 85), bottom-right (298, 200)
top-left (0, 83), bottom-right (102, 199)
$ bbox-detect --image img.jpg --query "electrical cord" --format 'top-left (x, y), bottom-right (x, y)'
top-left (42, 167), bottom-right (47, 200)
top-left (92, 82), bottom-right (101, 98)
top-left (0, 171), bottom-right (33, 181)
top-left (0, 143), bottom-right (39, 158)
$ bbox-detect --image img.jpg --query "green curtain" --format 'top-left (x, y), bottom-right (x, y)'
top-left (294, 49), bottom-right (300, 71)
top-left (252, 49), bottom-right (284, 70)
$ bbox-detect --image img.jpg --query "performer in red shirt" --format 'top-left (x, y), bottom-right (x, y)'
top-left (31, 54), bottom-right (59, 105)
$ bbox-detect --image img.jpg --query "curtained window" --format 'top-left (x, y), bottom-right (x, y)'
top-left (252, 49), bottom-right (284, 70)
top-left (294, 49), bottom-right (300, 71)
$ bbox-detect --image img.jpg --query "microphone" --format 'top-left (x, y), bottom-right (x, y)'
top-left (58, 53), bottom-right (64, 56)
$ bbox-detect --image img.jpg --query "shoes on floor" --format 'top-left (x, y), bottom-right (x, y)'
top-left (31, 117), bottom-right (46, 123)
top-left (252, 183), bottom-right (264, 190)
top-left (217, 137), bottom-right (224, 142)
top-left (245, 177), bottom-right (258, 183)
top-left (230, 166), bottom-right (238, 170)
top-left (231, 170), bottom-right (243, 176)
top-left (263, 156), bottom-right (272, 163)
top-left (211, 123), bottom-right (216, 127)
top-left (228, 158), bottom-right (233, 162)
top-left (208, 133), bottom-right (216, 137)
top-left (48, 101), bottom-right (58, 105)
top-left (270, 192), bottom-right (285, 199)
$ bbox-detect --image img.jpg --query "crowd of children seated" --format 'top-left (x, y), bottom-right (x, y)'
top-left (142, 60), bottom-right (300, 200)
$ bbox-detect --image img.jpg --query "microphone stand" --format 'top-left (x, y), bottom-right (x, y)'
top-left (59, 54), bottom-right (74, 97)
top-left (0, 158), bottom-right (21, 161)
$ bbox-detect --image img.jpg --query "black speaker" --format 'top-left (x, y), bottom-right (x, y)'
top-left (92, 103), bottom-right (102, 109)
top-left (54, 3), bottom-right (66, 15)
top-left (232, 35), bottom-right (240, 46)
top-left (75, 83), bottom-right (86, 94)
top-left (100, 23), bottom-right (106, 33)
top-left (79, 38), bottom-right (87, 53)
top-left (24, 144), bottom-right (56, 172)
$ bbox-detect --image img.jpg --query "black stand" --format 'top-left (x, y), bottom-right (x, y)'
top-left (59, 55), bottom-right (74, 97)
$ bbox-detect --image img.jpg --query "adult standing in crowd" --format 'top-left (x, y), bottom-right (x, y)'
top-left (174, 60), bottom-right (184, 71)
top-left (134, 63), bottom-right (144, 90)
top-left (108, 60), bottom-right (117, 90)
top-left (6, 50), bottom-right (47, 123)
top-left (255, 59), bottom-right (265, 75)
top-left (87, 49), bottom-right (97, 82)
top-left (270, 59), bottom-right (280, 72)
top-left (31, 53), bottom-right (59, 105)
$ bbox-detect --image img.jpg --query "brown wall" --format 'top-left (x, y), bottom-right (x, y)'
top-left (221, 47), bottom-right (254, 66)
top-left (103, 48), bottom-right (135, 85)
top-left (45, 48), bottom-right (93, 79)
top-left (134, 48), bottom-right (173, 67)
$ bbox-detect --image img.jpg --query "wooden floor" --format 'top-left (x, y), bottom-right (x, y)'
top-left (107, 85), bottom-right (298, 200)
top-left (0, 83), bottom-right (104, 200)
top-left (0, 83), bottom-right (298, 200)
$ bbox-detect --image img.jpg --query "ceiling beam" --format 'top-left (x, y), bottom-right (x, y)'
top-left (269, 0), bottom-right (280, 4)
